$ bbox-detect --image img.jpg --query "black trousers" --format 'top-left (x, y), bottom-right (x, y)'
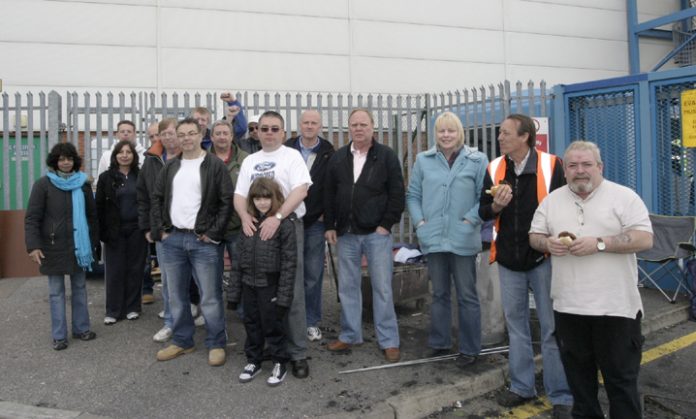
top-left (104, 225), bottom-right (147, 318)
top-left (242, 282), bottom-right (288, 365)
top-left (554, 310), bottom-right (643, 419)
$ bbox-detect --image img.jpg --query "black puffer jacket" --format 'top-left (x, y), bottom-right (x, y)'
top-left (284, 136), bottom-right (335, 228)
top-left (226, 215), bottom-right (297, 308)
top-left (24, 175), bottom-right (99, 275)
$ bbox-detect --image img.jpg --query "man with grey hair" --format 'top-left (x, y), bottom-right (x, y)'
top-left (529, 140), bottom-right (653, 418)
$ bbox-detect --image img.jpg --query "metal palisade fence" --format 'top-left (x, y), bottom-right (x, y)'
top-left (1, 82), bottom-right (550, 240)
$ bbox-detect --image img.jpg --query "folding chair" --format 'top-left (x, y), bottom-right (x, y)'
top-left (637, 214), bottom-right (696, 303)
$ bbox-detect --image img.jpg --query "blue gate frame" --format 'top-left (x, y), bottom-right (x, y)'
top-left (552, 66), bottom-right (696, 215)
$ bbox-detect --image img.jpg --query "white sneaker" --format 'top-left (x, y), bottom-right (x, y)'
top-left (126, 312), bottom-right (140, 320)
top-left (153, 326), bottom-right (173, 342)
top-left (104, 316), bottom-right (117, 325)
top-left (307, 326), bottom-right (322, 342)
top-left (190, 303), bottom-right (199, 318)
top-left (194, 315), bottom-right (205, 327)
top-left (239, 363), bottom-right (262, 383)
top-left (267, 363), bottom-right (287, 387)
top-left (158, 310), bottom-right (165, 319)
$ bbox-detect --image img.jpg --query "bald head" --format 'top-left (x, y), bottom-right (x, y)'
top-left (300, 110), bottom-right (322, 143)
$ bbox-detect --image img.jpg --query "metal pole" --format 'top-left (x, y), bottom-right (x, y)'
top-left (338, 346), bottom-right (510, 374)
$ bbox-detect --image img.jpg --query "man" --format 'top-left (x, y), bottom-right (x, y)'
top-left (324, 108), bottom-right (404, 363)
top-left (97, 120), bottom-right (146, 175)
top-left (137, 118), bottom-right (181, 342)
top-left (142, 120), bottom-right (160, 305)
top-left (219, 92), bottom-right (249, 142)
top-left (234, 111), bottom-right (312, 379)
top-left (285, 110), bottom-right (335, 342)
top-left (151, 117), bottom-right (233, 366)
top-left (146, 121), bottom-right (160, 146)
top-left (479, 114), bottom-right (573, 416)
top-left (237, 113), bottom-right (262, 155)
top-left (530, 141), bottom-right (652, 418)
top-left (209, 120), bottom-right (248, 269)
top-left (191, 107), bottom-right (213, 150)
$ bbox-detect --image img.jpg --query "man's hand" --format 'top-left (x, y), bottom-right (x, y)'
top-left (546, 236), bottom-right (570, 256)
top-left (161, 232), bottom-right (170, 241)
top-left (220, 92), bottom-right (234, 102)
top-left (260, 216), bottom-right (281, 241)
top-left (198, 234), bottom-right (214, 243)
top-left (376, 226), bottom-right (390, 235)
top-left (145, 231), bottom-right (154, 243)
top-left (491, 184), bottom-right (513, 213)
top-left (220, 92), bottom-right (240, 118)
top-left (29, 249), bottom-right (44, 265)
top-left (325, 229), bottom-right (337, 245)
top-left (568, 236), bottom-right (600, 257)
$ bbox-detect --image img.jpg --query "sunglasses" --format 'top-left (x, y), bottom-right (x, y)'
top-left (260, 126), bottom-right (282, 133)
top-left (248, 126), bottom-right (258, 132)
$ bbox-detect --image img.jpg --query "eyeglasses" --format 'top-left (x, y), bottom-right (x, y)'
top-left (177, 131), bottom-right (200, 139)
top-left (260, 126), bottom-right (281, 133)
top-left (248, 126), bottom-right (258, 132)
top-left (575, 202), bottom-right (584, 226)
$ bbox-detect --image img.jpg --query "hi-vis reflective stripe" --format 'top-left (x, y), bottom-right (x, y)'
top-left (488, 150), bottom-right (557, 264)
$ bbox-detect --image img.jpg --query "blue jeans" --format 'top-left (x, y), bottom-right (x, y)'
top-left (304, 221), bottom-right (326, 327)
top-left (159, 230), bottom-right (226, 349)
top-left (337, 232), bottom-right (399, 349)
top-left (155, 242), bottom-right (173, 329)
top-left (48, 272), bottom-right (91, 340)
top-left (427, 253), bottom-right (481, 356)
top-left (498, 259), bottom-right (573, 406)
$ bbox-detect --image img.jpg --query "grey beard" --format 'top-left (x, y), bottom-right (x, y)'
top-left (569, 180), bottom-right (594, 194)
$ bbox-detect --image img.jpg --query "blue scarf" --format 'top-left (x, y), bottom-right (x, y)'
top-left (47, 171), bottom-right (94, 271)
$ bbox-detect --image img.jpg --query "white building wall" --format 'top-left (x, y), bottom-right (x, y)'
top-left (0, 0), bottom-right (681, 94)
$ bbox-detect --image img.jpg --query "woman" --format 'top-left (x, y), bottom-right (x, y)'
top-left (25, 142), bottom-right (99, 350)
top-left (406, 111), bottom-right (488, 368)
top-left (97, 139), bottom-right (147, 324)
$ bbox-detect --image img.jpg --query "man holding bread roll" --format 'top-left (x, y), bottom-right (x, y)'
top-left (479, 114), bottom-right (572, 416)
top-left (529, 141), bottom-right (653, 418)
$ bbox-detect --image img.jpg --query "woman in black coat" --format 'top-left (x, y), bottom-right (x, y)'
top-left (25, 142), bottom-right (99, 351)
top-left (96, 140), bottom-right (147, 324)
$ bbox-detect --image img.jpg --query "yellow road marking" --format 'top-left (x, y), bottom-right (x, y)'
top-left (498, 330), bottom-right (696, 418)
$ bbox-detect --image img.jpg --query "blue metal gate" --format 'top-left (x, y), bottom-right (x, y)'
top-left (553, 66), bottom-right (696, 215)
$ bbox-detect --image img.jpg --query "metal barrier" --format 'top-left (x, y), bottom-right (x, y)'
top-left (553, 66), bottom-right (696, 215)
top-left (1, 82), bottom-right (549, 222)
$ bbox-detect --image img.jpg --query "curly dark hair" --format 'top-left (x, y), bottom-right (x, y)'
top-left (109, 140), bottom-right (139, 173)
top-left (46, 142), bottom-right (82, 172)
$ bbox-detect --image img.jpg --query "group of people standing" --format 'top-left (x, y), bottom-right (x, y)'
top-left (25, 103), bottom-right (653, 416)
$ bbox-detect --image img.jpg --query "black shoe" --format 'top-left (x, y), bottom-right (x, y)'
top-left (72, 331), bottom-right (97, 341)
top-left (426, 348), bottom-right (452, 358)
top-left (552, 404), bottom-right (573, 419)
top-left (239, 363), bottom-right (262, 383)
top-left (496, 389), bottom-right (536, 407)
top-left (52, 339), bottom-right (68, 351)
top-left (291, 359), bottom-right (309, 379)
top-left (455, 353), bottom-right (477, 369)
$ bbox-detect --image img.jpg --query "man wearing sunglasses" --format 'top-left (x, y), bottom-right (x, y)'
top-left (234, 111), bottom-right (313, 379)
top-left (237, 113), bottom-right (262, 155)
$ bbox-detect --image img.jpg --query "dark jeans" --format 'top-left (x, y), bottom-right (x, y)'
top-left (142, 242), bottom-right (156, 295)
top-left (242, 281), bottom-right (288, 365)
top-left (104, 225), bottom-right (147, 318)
top-left (554, 310), bottom-right (643, 419)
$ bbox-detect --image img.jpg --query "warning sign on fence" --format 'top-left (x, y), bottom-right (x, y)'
top-left (681, 89), bottom-right (696, 148)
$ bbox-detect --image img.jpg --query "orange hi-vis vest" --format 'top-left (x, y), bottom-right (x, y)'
top-left (488, 149), bottom-right (558, 264)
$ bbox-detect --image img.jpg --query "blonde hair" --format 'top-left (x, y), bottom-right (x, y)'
top-left (434, 111), bottom-right (465, 149)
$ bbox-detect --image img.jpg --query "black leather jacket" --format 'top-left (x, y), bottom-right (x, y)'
top-left (150, 152), bottom-right (234, 242)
